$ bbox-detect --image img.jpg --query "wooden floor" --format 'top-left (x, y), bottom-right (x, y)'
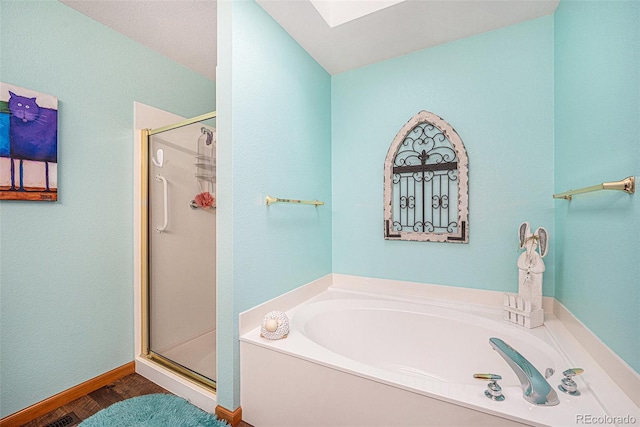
top-left (22, 373), bottom-right (252, 427)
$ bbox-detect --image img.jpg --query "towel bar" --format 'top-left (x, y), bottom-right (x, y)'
top-left (553, 176), bottom-right (635, 201)
top-left (266, 196), bottom-right (324, 206)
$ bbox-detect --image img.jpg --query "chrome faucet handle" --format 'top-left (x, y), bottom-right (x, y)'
top-left (558, 368), bottom-right (584, 396)
top-left (474, 373), bottom-right (505, 401)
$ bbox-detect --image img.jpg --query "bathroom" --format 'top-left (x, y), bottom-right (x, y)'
top-left (0, 0), bottom-right (638, 426)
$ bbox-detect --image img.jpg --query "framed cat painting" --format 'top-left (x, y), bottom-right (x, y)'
top-left (0, 82), bottom-right (58, 201)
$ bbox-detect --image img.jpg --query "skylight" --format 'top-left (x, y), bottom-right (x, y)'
top-left (309, 0), bottom-right (406, 28)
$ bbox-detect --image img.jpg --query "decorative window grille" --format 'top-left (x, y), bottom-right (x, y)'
top-left (384, 111), bottom-right (468, 242)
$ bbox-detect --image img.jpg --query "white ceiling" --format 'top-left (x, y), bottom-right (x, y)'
top-left (61, 0), bottom-right (559, 80)
top-left (259, 0), bottom-right (559, 75)
top-left (60, 0), bottom-right (218, 81)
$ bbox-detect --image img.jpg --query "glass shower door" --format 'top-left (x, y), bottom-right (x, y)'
top-left (144, 114), bottom-right (217, 389)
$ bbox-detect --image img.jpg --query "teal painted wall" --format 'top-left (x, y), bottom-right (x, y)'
top-left (0, 1), bottom-right (215, 417)
top-left (216, 0), bottom-right (332, 409)
top-left (554, 0), bottom-right (640, 373)
top-left (332, 17), bottom-right (555, 295)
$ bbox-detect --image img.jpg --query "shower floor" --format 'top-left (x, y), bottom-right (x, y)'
top-left (161, 329), bottom-right (216, 381)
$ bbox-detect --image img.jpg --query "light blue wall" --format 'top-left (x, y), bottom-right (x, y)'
top-left (554, 0), bottom-right (640, 373)
top-left (332, 17), bottom-right (555, 295)
top-left (0, 1), bottom-right (215, 418)
top-left (216, 0), bottom-right (332, 409)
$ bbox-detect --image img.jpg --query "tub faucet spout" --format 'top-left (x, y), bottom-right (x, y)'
top-left (489, 337), bottom-right (559, 406)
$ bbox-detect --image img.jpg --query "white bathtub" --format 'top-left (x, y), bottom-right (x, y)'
top-left (240, 276), bottom-right (639, 426)
top-left (293, 298), bottom-right (562, 388)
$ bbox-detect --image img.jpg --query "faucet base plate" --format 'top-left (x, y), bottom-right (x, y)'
top-left (558, 385), bottom-right (581, 396)
top-left (484, 390), bottom-right (505, 401)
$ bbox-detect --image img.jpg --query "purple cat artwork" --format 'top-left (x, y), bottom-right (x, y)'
top-left (0, 83), bottom-right (58, 201)
top-left (8, 91), bottom-right (58, 163)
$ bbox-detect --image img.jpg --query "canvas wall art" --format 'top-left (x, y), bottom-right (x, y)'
top-left (0, 82), bottom-right (58, 201)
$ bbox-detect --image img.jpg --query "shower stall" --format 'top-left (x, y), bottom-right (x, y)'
top-left (140, 112), bottom-right (217, 391)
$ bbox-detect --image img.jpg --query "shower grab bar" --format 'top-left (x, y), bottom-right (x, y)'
top-left (266, 195), bottom-right (324, 206)
top-left (155, 174), bottom-right (168, 233)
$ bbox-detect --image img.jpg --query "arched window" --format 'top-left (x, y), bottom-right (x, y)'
top-left (384, 111), bottom-right (468, 243)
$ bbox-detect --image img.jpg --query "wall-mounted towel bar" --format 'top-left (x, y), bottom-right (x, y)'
top-left (266, 195), bottom-right (324, 206)
top-left (553, 176), bottom-right (635, 200)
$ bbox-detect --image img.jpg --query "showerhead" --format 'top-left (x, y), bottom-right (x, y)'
top-left (200, 127), bottom-right (214, 145)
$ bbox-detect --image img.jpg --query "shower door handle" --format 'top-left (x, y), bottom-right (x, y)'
top-left (155, 174), bottom-right (168, 233)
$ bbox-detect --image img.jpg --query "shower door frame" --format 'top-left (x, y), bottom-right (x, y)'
top-left (140, 111), bottom-right (217, 392)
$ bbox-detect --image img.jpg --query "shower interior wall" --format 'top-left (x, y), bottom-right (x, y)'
top-left (148, 122), bottom-right (217, 381)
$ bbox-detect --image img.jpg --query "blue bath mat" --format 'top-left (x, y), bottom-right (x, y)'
top-left (79, 393), bottom-right (228, 426)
